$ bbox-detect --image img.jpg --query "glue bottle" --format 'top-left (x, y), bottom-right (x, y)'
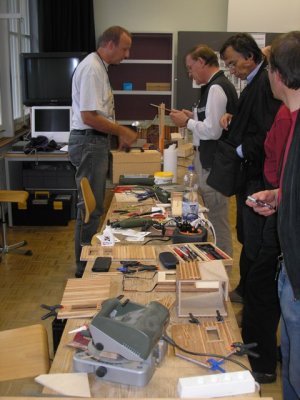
top-left (182, 164), bottom-right (199, 221)
top-left (101, 219), bottom-right (115, 246)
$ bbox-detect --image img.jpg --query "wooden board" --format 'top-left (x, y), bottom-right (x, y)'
top-left (35, 373), bottom-right (91, 397)
top-left (172, 321), bottom-right (235, 366)
top-left (57, 276), bottom-right (112, 319)
top-left (176, 261), bottom-right (202, 280)
top-left (114, 192), bottom-right (156, 203)
top-left (155, 271), bottom-right (176, 292)
top-left (81, 245), bottom-right (157, 261)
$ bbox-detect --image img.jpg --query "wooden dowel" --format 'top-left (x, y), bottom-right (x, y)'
top-left (149, 103), bottom-right (173, 113)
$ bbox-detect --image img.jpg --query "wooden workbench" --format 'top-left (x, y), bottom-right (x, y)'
top-left (44, 191), bottom-right (258, 398)
top-left (1, 397), bottom-right (274, 400)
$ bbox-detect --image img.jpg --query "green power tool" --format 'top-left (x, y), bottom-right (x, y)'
top-left (111, 217), bottom-right (155, 229)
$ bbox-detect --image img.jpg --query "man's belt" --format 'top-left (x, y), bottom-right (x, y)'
top-left (71, 129), bottom-right (108, 137)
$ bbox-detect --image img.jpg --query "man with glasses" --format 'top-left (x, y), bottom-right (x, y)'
top-left (219, 33), bottom-right (281, 383)
top-left (170, 45), bottom-right (238, 257)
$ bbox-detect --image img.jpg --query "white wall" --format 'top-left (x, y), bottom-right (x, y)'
top-left (93, 0), bottom-right (228, 39)
top-left (227, 0), bottom-right (300, 32)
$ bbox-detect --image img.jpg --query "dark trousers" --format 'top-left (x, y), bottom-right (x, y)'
top-left (235, 178), bottom-right (266, 296)
top-left (242, 214), bottom-right (281, 373)
top-left (68, 130), bottom-right (110, 275)
top-left (234, 178), bottom-right (281, 373)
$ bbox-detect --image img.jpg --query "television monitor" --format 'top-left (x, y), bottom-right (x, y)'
top-left (31, 106), bottom-right (72, 144)
top-left (20, 52), bottom-right (87, 106)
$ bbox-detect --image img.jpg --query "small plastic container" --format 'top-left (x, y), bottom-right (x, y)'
top-left (154, 171), bottom-right (173, 185)
top-left (122, 82), bottom-right (133, 90)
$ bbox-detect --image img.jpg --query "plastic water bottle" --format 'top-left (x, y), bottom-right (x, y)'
top-left (182, 165), bottom-right (199, 221)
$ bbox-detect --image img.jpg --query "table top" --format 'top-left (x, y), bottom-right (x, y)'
top-left (0, 397), bottom-right (273, 400)
top-left (44, 192), bottom-right (258, 398)
top-left (4, 151), bottom-right (69, 161)
top-left (47, 273), bottom-right (252, 398)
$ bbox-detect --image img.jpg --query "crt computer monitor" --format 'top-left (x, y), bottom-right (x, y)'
top-left (20, 52), bottom-right (87, 106)
top-left (31, 106), bottom-right (72, 144)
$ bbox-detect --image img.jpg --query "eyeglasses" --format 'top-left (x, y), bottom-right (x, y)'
top-left (226, 62), bottom-right (237, 70)
top-left (186, 60), bottom-right (197, 73)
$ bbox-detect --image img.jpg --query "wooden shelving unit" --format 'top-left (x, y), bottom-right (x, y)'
top-left (108, 32), bottom-right (174, 124)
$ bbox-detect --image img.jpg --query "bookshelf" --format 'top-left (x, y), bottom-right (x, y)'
top-left (108, 32), bottom-right (174, 124)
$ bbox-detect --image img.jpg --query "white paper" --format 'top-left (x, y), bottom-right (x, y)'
top-left (60, 144), bottom-right (68, 152)
top-left (163, 144), bottom-right (178, 183)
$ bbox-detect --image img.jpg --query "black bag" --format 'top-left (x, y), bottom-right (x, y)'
top-left (207, 140), bottom-right (246, 196)
top-left (24, 135), bottom-right (61, 154)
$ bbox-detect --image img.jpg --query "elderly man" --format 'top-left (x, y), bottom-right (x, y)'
top-left (170, 44), bottom-right (238, 257)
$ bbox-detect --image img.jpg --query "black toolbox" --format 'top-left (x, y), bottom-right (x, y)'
top-left (12, 192), bottom-right (72, 226)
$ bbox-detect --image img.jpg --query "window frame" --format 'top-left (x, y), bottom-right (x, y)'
top-left (0, 0), bottom-right (32, 138)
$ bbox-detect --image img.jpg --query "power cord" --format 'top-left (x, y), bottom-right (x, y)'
top-left (190, 209), bottom-right (217, 246)
top-left (162, 334), bottom-right (251, 372)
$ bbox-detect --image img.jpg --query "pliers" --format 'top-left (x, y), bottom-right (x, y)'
top-left (117, 264), bottom-right (158, 274)
top-left (134, 189), bottom-right (156, 202)
top-left (40, 304), bottom-right (63, 320)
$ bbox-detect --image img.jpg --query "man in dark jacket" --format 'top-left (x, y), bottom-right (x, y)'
top-left (247, 31), bottom-right (300, 400)
top-left (219, 33), bottom-right (281, 383)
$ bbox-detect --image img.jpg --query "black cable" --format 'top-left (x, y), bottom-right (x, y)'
top-left (143, 237), bottom-right (172, 245)
top-left (162, 334), bottom-right (251, 372)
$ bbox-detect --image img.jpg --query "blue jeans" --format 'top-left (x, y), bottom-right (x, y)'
top-left (69, 129), bottom-right (110, 274)
top-left (278, 264), bottom-right (300, 400)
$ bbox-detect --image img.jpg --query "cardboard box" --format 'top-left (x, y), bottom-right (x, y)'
top-left (177, 142), bottom-right (194, 158)
top-left (146, 82), bottom-right (171, 91)
top-left (110, 150), bottom-right (161, 184)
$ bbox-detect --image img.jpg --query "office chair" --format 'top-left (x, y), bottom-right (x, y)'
top-left (80, 177), bottom-right (96, 224)
top-left (0, 190), bottom-right (32, 256)
top-left (0, 324), bottom-right (50, 381)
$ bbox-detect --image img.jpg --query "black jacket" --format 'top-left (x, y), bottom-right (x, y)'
top-left (279, 111), bottom-right (300, 299)
top-left (227, 59), bottom-right (281, 181)
top-left (197, 70), bottom-right (238, 169)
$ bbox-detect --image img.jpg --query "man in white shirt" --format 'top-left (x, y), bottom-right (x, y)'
top-left (69, 26), bottom-right (137, 277)
top-left (170, 45), bottom-right (238, 256)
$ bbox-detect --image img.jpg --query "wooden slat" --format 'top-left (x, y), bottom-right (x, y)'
top-left (176, 260), bottom-right (201, 280)
top-left (81, 245), bottom-right (157, 261)
top-left (57, 276), bottom-right (111, 319)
